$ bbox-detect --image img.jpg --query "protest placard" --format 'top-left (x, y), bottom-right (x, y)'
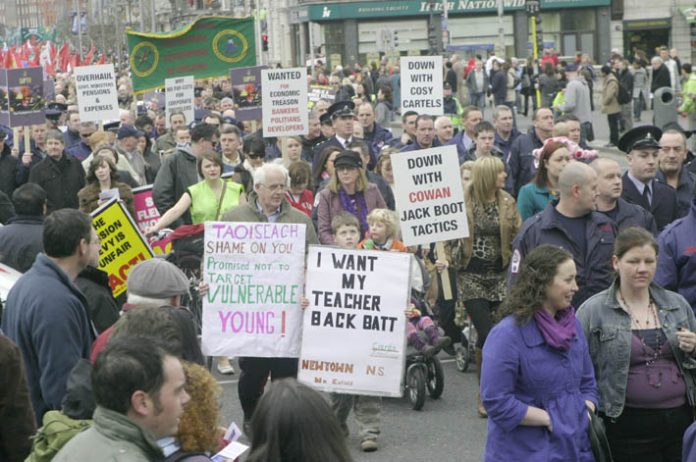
top-left (132, 185), bottom-right (173, 255)
top-left (202, 222), bottom-right (306, 357)
top-left (0, 68), bottom-right (45, 127)
top-left (91, 198), bottom-right (155, 297)
top-left (74, 64), bottom-right (119, 122)
top-left (391, 144), bottom-right (468, 246)
top-left (307, 84), bottom-right (334, 109)
top-left (400, 56), bottom-right (443, 116)
top-left (261, 67), bottom-right (308, 137)
top-left (165, 76), bottom-right (194, 128)
top-left (299, 246), bottom-right (410, 397)
top-left (229, 65), bottom-right (265, 121)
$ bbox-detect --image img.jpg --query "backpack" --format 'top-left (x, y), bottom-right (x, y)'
top-left (617, 83), bottom-right (631, 104)
top-left (25, 411), bottom-right (92, 462)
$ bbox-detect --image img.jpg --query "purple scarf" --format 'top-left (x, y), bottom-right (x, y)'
top-left (533, 306), bottom-right (577, 351)
top-left (338, 187), bottom-right (369, 236)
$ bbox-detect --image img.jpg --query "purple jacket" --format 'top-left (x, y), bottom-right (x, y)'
top-left (316, 183), bottom-right (386, 245)
top-left (482, 315), bottom-right (598, 462)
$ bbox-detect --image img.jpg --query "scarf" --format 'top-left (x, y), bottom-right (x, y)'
top-left (533, 306), bottom-right (577, 351)
top-left (338, 187), bottom-right (369, 236)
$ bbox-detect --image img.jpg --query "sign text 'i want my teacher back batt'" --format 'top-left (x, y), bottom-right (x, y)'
top-left (391, 144), bottom-right (468, 246)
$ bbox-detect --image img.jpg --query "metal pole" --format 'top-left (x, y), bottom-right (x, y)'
top-left (497, 0), bottom-right (505, 58)
top-left (151, 0), bottom-right (156, 32)
top-left (138, 0), bottom-right (145, 31)
top-left (100, 0), bottom-right (107, 56)
top-left (116, 4), bottom-right (123, 69)
top-left (442, 0), bottom-right (448, 51)
top-left (75, 0), bottom-right (84, 62)
top-left (531, 16), bottom-right (540, 107)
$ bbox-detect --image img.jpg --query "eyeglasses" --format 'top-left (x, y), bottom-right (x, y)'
top-left (247, 153), bottom-right (265, 159)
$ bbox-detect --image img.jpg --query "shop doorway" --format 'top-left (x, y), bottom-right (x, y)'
top-left (624, 28), bottom-right (670, 58)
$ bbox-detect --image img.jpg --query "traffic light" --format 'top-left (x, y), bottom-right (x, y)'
top-left (392, 30), bottom-right (399, 48)
top-left (262, 34), bottom-right (269, 52)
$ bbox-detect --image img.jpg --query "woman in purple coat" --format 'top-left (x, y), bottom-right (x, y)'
top-left (316, 150), bottom-right (385, 245)
top-left (481, 244), bottom-right (598, 461)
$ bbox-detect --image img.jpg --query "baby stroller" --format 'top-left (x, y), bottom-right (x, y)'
top-left (403, 256), bottom-right (446, 411)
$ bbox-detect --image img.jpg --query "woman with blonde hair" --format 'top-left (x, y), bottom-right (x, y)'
top-left (447, 156), bottom-right (522, 418)
top-left (316, 150), bottom-right (385, 244)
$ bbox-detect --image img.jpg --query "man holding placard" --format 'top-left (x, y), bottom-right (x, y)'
top-left (218, 163), bottom-right (318, 427)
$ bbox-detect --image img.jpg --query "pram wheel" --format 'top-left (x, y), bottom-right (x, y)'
top-left (406, 364), bottom-right (427, 410)
top-left (426, 356), bottom-right (444, 399)
top-left (455, 345), bottom-right (470, 372)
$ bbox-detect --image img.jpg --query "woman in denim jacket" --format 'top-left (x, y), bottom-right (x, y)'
top-left (577, 227), bottom-right (696, 462)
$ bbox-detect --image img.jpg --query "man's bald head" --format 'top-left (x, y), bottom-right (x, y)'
top-left (559, 162), bottom-right (596, 197)
top-left (434, 116), bottom-right (454, 144)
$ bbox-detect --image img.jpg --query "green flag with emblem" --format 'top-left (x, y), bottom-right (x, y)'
top-left (126, 16), bottom-right (257, 94)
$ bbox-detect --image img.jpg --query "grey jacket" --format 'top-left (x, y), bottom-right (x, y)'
top-left (557, 76), bottom-right (592, 123)
top-left (577, 281), bottom-right (696, 418)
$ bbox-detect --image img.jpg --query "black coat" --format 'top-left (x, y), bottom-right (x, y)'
top-left (0, 145), bottom-right (16, 198)
top-left (0, 215), bottom-right (43, 272)
top-left (75, 266), bottom-right (121, 334)
top-left (28, 154), bottom-right (86, 213)
top-left (621, 173), bottom-right (678, 232)
top-left (651, 64), bottom-right (672, 93)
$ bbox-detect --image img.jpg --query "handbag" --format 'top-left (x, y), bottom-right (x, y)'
top-left (588, 411), bottom-right (613, 462)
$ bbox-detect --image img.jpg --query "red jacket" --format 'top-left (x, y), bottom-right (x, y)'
top-left (284, 189), bottom-right (314, 217)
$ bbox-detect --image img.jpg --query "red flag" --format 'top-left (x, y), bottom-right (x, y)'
top-left (69, 53), bottom-right (79, 71)
top-left (4, 49), bottom-right (16, 69)
top-left (58, 43), bottom-right (70, 71)
top-left (97, 53), bottom-right (106, 65)
top-left (82, 43), bottom-right (95, 66)
top-left (30, 50), bottom-right (40, 67)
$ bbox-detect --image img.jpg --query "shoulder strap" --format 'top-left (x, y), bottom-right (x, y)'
top-left (215, 179), bottom-right (229, 220)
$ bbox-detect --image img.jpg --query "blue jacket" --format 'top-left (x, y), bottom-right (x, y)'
top-left (685, 422), bottom-right (696, 461)
top-left (362, 123), bottom-right (393, 163)
top-left (611, 197), bottom-right (658, 235)
top-left (446, 131), bottom-right (475, 164)
top-left (509, 202), bottom-right (617, 307)
top-left (656, 198), bottom-right (696, 310)
top-left (1, 254), bottom-right (94, 420)
top-left (577, 281), bottom-right (696, 418)
top-left (508, 129), bottom-right (545, 197)
top-left (65, 140), bottom-right (92, 162)
top-left (399, 137), bottom-right (442, 152)
top-left (517, 182), bottom-right (555, 221)
top-left (655, 167), bottom-right (696, 219)
top-left (495, 128), bottom-right (521, 161)
top-left (482, 315), bottom-right (597, 462)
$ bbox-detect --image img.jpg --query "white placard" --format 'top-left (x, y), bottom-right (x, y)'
top-left (391, 144), bottom-right (469, 246)
top-left (74, 64), bottom-right (119, 122)
top-left (202, 222), bottom-right (306, 357)
top-left (261, 67), bottom-right (308, 137)
top-left (165, 75), bottom-right (194, 128)
top-left (298, 247), bottom-right (410, 397)
top-left (400, 56), bottom-right (444, 116)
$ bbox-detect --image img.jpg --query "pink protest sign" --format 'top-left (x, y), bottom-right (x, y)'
top-left (132, 185), bottom-right (173, 255)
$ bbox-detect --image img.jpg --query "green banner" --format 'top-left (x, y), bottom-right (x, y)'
top-left (126, 16), bottom-right (257, 94)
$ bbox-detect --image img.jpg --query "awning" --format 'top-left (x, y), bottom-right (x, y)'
top-left (680, 7), bottom-right (696, 24)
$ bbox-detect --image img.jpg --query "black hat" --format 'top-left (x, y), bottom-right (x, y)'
top-left (47, 102), bottom-right (68, 112)
top-left (443, 82), bottom-right (452, 90)
top-left (103, 121), bottom-right (120, 132)
top-left (117, 124), bottom-right (143, 140)
top-left (327, 100), bottom-right (355, 119)
top-left (618, 126), bottom-right (662, 153)
top-left (319, 111), bottom-right (332, 126)
top-left (194, 87), bottom-right (204, 97)
top-left (333, 150), bottom-right (362, 169)
top-left (45, 110), bottom-right (62, 121)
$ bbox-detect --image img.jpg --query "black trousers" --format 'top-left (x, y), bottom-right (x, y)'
top-left (238, 356), bottom-right (298, 420)
top-left (608, 112), bottom-right (621, 145)
top-left (464, 298), bottom-right (500, 349)
top-left (604, 404), bottom-right (692, 462)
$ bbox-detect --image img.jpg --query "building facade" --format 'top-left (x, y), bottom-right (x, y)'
top-left (290, 0), bottom-right (613, 69)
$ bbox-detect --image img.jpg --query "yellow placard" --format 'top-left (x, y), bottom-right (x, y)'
top-left (92, 199), bottom-right (155, 297)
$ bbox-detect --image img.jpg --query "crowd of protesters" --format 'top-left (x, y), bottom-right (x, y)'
top-left (4, 40), bottom-right (696, 462)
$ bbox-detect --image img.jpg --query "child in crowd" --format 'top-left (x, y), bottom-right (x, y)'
top-left (359, 209), bottom-right (451, 357)
top-left (328, 212), bottom-right (382, 453)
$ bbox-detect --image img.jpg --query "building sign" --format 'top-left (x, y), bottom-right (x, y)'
top-left (623, 18), bottom-right (672, 31)
top-left (308, 0), bottom-right (611, 21)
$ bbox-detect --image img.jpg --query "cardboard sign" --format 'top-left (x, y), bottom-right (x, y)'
top-left (307, 84), bottom-right (334, 109)
top-left (400, 56), bottom-right (443, 116)
top-left (202, 222), bottom-right (306, 357)
top-left (299, 247), bottom-right (410, 397)
top-left (261, 67), bottom-right (308, 137)
top-left (131, 185), bottom-right (173, 255)
top-left (164, 76), bottom-right (194, 128)
top-left (91, 198), bottom-right (155, 297)
top-left (229, 65), bottom-right (266, 121)
top-left (0, 68), bottom-right (45, 127)
top-left (391, 144), bottom-right (468, 246)
top-left (74, 64), bottom-right (119, 122)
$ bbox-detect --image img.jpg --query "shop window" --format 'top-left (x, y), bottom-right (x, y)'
top-left (561, 10), bottom-right (595, 31)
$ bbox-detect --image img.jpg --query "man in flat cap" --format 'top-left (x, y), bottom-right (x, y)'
top-left (312, 101), bottom-right (361, 171)
top-left (620, 126), bottom-right (678, 231)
